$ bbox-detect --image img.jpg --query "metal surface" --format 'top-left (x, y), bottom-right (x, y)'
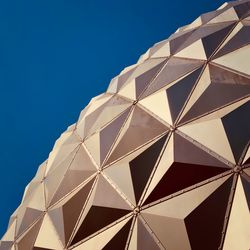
top-left (1, 0), bottom-right (250, 249)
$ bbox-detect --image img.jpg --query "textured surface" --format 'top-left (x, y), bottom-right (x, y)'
top-left (1, 0), bottom-right (250, 249)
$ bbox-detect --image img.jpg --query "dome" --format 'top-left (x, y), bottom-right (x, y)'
top-left (1, 0), bottom-right (250, 249)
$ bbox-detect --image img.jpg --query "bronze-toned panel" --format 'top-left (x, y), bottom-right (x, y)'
top-left (185, 176), bottom-right (233, 250)
top-left (142, 57), bottom-right (203, 98)
top-left (241, 175), bottom-right (250, 210)
top-left (71, 206), bottom-right (130, 246)
top-left (100, 108), bottom-right (131, 164)
top-left (135, 59), bottom-right (166, 98)
top-left (166, 66), bottom-right (203, 123)
top-left (144, 162), bottom-right (228, 205)
top-left (1, 1), bottom-right (250, 249)
top-left (137, 217), bottom-right (161, 250)
top-left (234, 1), bottom-right (250, 18)
top-left (129, 134), bottom-right (167, 203)
top-left (61, 178), bottom-right (96, 244)
top-left (201, 23), bottom-right (235, 58)
top-left (215, 26), bottom-right (250, 57)
top-left (106, 106), bottom-right (168, 164)
top-left (102, 218), bottom-right (133, 250)
top-left (16, 218), bottom-right (43, 250)
top-left (222, 101), bottom-right (250, 163)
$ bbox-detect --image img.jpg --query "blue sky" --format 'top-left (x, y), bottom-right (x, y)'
top-left (0, 0), bottom-right (226, 237)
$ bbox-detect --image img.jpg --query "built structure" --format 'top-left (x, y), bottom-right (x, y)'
top-left (1, 0), bottom-right (250, 249)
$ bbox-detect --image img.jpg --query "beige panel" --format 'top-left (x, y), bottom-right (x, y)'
top-left (243, 16), bottom-right (250, 21)
top-left (44, 149), bottom-right (78, 206)
top-left (84, 133), bottom-right (101, 166)
top-left (183, 97), bottom-right (250, 125)
top-left (104, 135), bottom-right (161, 205)
top-left (118, 79), bottom-right (136, 100)
top-left (151, 42), bottom-right (170, 58)
top-left (120, 64), bottom-right (138, 75)
top-left (217, 3), bottom-right (228, 10)
top-left (142, 135), bottom-right (173, 203)
top-left (76, 108), bottom-right (90, 137)
top-left (142, 213), bottom-right (191, 250)
top-left (212, 45), bottom-right (250, 75)
top-left (104, 107), bottom-right (133, 154)
top-left (175, 39), bottom-right (207, 60)
top-left (1, 1), bottom-right (250, 248)
top-left (165, 66), bottom-right (202, 91)
top-left (76, 94), bottom-right (114, 137)
top-left (139, 90), bottom-right (172, 125)
top-left (179, 118), bottom-right (235, 163)
top-left (128, 218), bottom-right (137, 250)
top-left (78, 99), bottom-right (132, 139)
top-left (136, 216), bottom-right (163, 250)
top-left (71, 144), bottom-right (97, 171)
top-left (127, 58), bottom-right (166, 84)
top-left (92, 174), bottom-right (132, 210)
top-left (74, 216), bottom-right (131, 250)
top-left (107, 77), bottom-right (119, 94)
top-left (244, 168), bottom-right (250, 177)
top-left (90, 93), bottom-right (109, 103)
top-left (186, 17), bottom-right (202, 30)
top-left (215, 22), bottom-right (243, 53)
top-left (104, 162), bottom-right (136, 206)
top-left (22, 182), bottom-right (39, 204)
top-left (84, 95), bottom-right (112, 117)
top-left (243, 145), bottom-right (250, 164)
top-left (20, 205), bottom-right (43, 232)
top-left (143, 175), bottom-right (231, 219)
top-left (48, 207), bottom-right (65, 245)
top-left (15, 218), bottom-right (43, 249)
top-left (179, 66), bottom-right (211, 120)
top-left (32, 160), bottom-right (47, 183)
top-left (52, 130), bottom-right (72, 148)
top-left (137, 49), bottom-right (150, 63)
top-left (208, 7), bottom-right (238, 24)
top-left (34, 213), bottom-right (63, 249)
top-left (71, 179), bottom-right (99, 235)
top-left (15, 206), bottom-right (28, 236)
top-left (26, 184), bottom-right (45, 211)
top-left (223, 178), bottom-right (250, 250)
top-left (107, 133), bottom-right (159, 167)
top-left (106, 106), bottom-right (168, 165)
top-left (89, 102), bottom-right (131, 137)
top-left (8, 209), bottom-right (19, 225)
top-left (141, 66), bottom-right (198, 99)
top-left (1, 219), bottom-right (16, 242)
top-left (67, 123), bottom-right (76, 132)
top-left (50, 176), bottom-right (96, 210)
top-left (45, 132), bottom-right (80, 175)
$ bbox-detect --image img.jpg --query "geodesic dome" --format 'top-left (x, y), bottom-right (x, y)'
top-left (1, 0), bottom-right (250, 249)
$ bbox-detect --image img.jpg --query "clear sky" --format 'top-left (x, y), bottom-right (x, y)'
top-left (0, 0), bottom-right (226, 237)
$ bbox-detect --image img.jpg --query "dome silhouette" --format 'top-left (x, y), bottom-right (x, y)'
top-left (1, 0), bottom-right (250, 249)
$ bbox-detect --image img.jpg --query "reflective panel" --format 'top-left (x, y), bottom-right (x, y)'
top-left (1, 1), bottom-right (250, 249)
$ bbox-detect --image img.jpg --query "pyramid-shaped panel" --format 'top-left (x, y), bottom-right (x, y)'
top-left (1, 1), bottom-right (250, 249)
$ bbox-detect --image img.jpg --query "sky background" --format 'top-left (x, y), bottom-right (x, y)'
top-left (0, 0), bottom-right (226, 237)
